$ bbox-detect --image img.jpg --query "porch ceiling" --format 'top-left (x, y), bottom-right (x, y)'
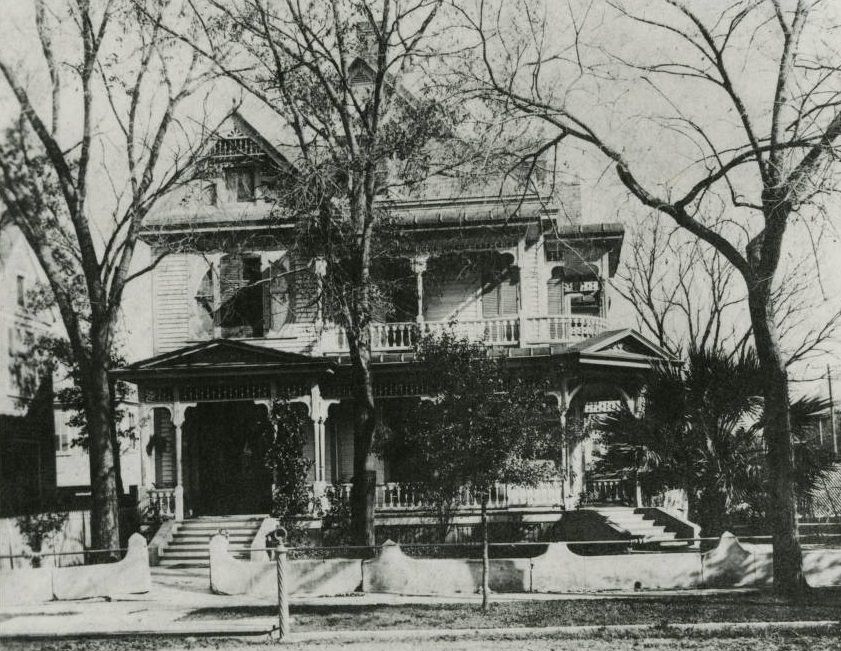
top-left (112, 338), bottom-right (335, 382)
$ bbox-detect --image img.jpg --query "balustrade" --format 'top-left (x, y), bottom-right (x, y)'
top-left (583, 477), bottom-right (634, 505)
top-left (323, 314), bottom-right (607, 353)
top-left (329, 480), bottom-right (563, 511)
top-left (145, 487), bottom-right (178, 520)
top-left (525, 315), bottom-right (608, 344)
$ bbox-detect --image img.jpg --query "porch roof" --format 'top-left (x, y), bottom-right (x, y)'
top-left (330, 328), bottom-right (678, 370)
top-left (113, 339), bottom-right (335, 382)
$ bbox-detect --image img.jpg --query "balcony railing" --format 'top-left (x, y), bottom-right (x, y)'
top-left (323, 315), bottom-right (606, 353)
top-left (524, 315), bottom-right (608, 345)
top-left (329, 480), bottom-right (564, 511)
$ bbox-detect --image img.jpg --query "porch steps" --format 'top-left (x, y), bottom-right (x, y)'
top-left (589, 507), bottom-right (686, 547)
top-left (157, 516), bottom-right (264, 568)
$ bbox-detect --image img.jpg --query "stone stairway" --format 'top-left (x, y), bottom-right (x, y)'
top-left (591, 506), bottom-right (687, 548)
top-left (157, 515), bottom-right (264, 568)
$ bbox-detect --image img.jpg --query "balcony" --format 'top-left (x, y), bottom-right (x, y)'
top-left (323, 314), bottom-right (607, 353)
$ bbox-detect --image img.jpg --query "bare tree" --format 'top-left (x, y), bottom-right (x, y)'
top-left (151, 0), bottom-right (508, 544)
top-left (462, 0), bottom-right (841, 595)
top-left (0, 0), bottom-right (214, 554)
top-left (618, 213), bottom-right (840, 364)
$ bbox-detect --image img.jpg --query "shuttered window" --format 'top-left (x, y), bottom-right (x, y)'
top-left (482, 268), bottom-right (519, 318)
top-left (220, 254), bottom-right (263, 337)
top-left (263, 258), bottom-right (293, 333)
top-left (153, 409), bottom-right (176, 488)
top-left (547, 267), bottom-right (565, 315)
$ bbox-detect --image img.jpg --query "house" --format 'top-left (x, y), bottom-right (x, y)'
top-left (0, 225), bottom-right (57, 515)
top-left (0, 224), bottom-right (141, 516)
top-left (113, 104), bottom-right (677, 545)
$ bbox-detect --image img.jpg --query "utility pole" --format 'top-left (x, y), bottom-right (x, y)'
top-left (829, 365), bottom-right (838, 458)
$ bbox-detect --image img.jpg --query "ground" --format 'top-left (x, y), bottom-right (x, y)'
top-left (4, 633), bottom-right (841, 651)
top-left (3, 569), bottom-right (841, 648)
top-left (182, 591), bottom-right (841, 628)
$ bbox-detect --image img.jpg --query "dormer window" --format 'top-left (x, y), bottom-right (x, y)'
top-left (225, 167), bottom-right (256, 202)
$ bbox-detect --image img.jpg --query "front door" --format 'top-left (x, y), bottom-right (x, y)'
top-left (186, 402), bottom-right (273, 515)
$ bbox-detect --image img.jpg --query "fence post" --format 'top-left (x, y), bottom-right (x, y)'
top-left (275, 528), bottom-right (290, 641)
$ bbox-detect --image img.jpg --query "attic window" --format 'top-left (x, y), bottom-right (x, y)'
top-left (225, 168), bottom-right (256, 202)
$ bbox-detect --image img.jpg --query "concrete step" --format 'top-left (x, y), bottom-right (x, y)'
top-left (157, 515), bottom-right (268, 568)
top-left (169, 536), bottom-right (253, 544)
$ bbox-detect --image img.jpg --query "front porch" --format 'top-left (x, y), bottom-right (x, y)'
top-left (115, 330), bottom-right (676, 525)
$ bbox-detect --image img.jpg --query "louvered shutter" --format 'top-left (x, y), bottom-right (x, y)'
top-left (288, 253), bottom-right (317, 323)
top-left (220, 254), bottom-right (243, 332)
top-left (154, 409), bottom-right (175, 488)
top-left (548, 268), bottom-right (565, 315)
top-left (499, 271), bottom-right (518, 316)
top-left (482, 271), bottom-right (499, 318)
top-left (265, 258), bottom-right (291, 331)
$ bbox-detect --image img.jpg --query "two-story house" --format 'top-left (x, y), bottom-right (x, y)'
top-left (115, 105), bottom-right (675, 549)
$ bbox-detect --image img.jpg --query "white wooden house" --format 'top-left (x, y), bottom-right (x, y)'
top-left (114, 105), bottom-right (677, 539)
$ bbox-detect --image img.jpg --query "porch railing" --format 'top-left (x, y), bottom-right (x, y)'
top-left (331, 481), bottom-right (564, 511)
top-left (323, 314), bottom-right (607, 353)
top-left (524, 315), bottom-right (607, 344)
top-left (144, 487), bottom-right (178, 520)
top-left (582, 477), bottom-right (634, 506)
top-left (324, 317), bottom-right (520, 353)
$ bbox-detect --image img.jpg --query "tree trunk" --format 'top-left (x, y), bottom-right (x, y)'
top-left (349, 326), bottom-right (377, 546)
top-left (481, 495), bottom-right (490, 612)
top-left (84, 359), bottom-right (121, 560)
top-left (747, 287), bottom-right (806, 597)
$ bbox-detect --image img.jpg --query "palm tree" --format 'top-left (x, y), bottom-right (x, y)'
top-left (595, 349), bottom-right (832, 538)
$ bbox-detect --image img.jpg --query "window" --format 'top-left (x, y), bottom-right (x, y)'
top-left (219, 254), bottom-right (264, 337)
top-left (224, 168), bottom-right (255, 202)
top-left (481, 267), bottom-right (519, 318)
top-left (16, 275), bottom-right (25, 307)
top-left (202, 183), bottom-right (218, 206)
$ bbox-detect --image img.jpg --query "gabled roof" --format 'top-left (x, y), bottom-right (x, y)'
top-left (113, 339), bottom-right (334, 381)
top-left (566, 329), bottom-right (678, 368)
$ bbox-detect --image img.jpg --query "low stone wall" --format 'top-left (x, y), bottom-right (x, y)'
top-left (362, 540), bottom-right (530, 594)
top-left (209, 535), bottom-right (362, 597)
top-left (0, 534), bottom-right (152, 606)
top-left (207, 532), bottom-right (841, 598)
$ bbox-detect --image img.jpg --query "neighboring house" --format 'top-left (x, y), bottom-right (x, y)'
top-left (0, 225), bottom-right (57, 514)
top-left (114, 101), bottom-right (676, 530)
top-left (0, 224), bottom-right (140, 514)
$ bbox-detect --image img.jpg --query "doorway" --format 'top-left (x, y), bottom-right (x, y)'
top-left (184, 401), bottom-right (273, 515)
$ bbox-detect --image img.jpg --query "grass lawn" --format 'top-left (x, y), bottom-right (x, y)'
top-left (180, 590), bottom-right (841, 631)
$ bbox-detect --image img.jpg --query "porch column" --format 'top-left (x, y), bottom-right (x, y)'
top-left (599, 251), bottom-right (609, 320)
top-left (171, 399), bottom-right (195, 521)
top-left (314, 256), bottom-right (327, 354)
top-left (137, 403), bottom-right (152, 489)
top-left (209, 253), bottom-right (223, 339)
top-left (517, 239), bottom-right (527, 346)
top-left (410, 254), bottom-right (428, 325)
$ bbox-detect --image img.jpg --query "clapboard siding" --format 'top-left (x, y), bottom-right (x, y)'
top-left (153, 255), bottom-right (191, 353)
